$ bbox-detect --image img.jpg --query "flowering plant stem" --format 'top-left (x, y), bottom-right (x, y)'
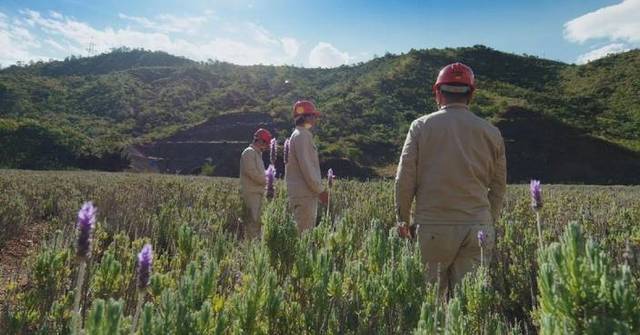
top-left (131, 291), bottom-right (145, 334)
top-left (434, 262), bottom-right (441, 330)
top-left (535, 210), bottom-right (543, 250)
top-left (326, 189), bottom-right (331, 220)
top-left (72, 259), bottom-right (87, 335)
top-left (326, 169), bottom-right (334, 221)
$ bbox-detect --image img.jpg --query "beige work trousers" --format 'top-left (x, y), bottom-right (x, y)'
top-left (416, 223), bottom-right (495, 296)
top-left (242, 192), bottom-right (263, 239)
top-left (289, 197), bottom-right (318, 234)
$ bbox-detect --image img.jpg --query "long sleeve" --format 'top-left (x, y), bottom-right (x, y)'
top-left (241, 150), bottom-right (266, 187)
top-left (294, 132), bottom-right (323, 195)
top-left (395, 121), bottom-right (419, 224)
top-left (488, 137), bottom-right (507, 222)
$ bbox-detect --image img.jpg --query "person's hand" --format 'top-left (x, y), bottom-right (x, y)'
top-left (319, 191), bottom-right (329, 205)
top-left (397, 222), bottom-right (412, 239)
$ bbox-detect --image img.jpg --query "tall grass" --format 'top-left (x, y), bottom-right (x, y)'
top-left (1, 170), bottom-right (639, 334)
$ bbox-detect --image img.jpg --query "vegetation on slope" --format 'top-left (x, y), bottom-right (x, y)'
top-left (1, 46), bottom-right (638, 174)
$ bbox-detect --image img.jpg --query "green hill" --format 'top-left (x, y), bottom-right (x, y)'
top-left (0, 46), bottom-right (639, 181)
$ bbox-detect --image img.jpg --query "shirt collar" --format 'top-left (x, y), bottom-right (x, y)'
top-left (296, 125), bottom-right (312, 134)
top-left (442, 103), bottom-right (469, 110)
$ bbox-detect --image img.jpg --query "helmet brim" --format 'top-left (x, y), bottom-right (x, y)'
top-left (440, 84), bottom-right (472, 93)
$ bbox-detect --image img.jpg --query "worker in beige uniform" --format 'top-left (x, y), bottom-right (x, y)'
top-left (239, 128), bottom-right (272, 239)
top-left (285, 100), bottom-right (329, 234)
top-left (395, 63), bottom-right (507, 295)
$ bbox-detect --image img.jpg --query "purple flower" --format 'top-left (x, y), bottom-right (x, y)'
top-left (327, 168), bottom-right (335, 188)
top-left (137, 244), bottom-right (153, 290)
top-left (477, 230), bottom-right (486, 247)
top-left (76, 201), bottom-right (96, 258)
top-left (283, 139), bottom-right (290, 165)
top-left (266, 164), bottom-right (276, 199)
top-left (270, 138), bottom-right (277, 165)
top-left (530, 180), bottom-right (543, 210)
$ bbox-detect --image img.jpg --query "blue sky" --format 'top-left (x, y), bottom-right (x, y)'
top-left (1, 0), bottom-right (639, 68)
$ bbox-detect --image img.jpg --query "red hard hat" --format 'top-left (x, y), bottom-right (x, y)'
top-left (292, 100), bottom-right (320, 119)
top-left (433, 62), bottom-right (475, 93)
top-left (254, 128), bottom-right (272, 143)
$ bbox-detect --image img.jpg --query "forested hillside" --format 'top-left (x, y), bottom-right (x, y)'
top-left (1, 46), bottom-right (638, 180)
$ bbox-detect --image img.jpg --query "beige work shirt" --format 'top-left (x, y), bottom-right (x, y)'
top-left (285, 126), bottom-right (323, 198)
top-left (240, 145), bottom-right (266, 195)
top-left (395, 104), bottom-right (507, 225)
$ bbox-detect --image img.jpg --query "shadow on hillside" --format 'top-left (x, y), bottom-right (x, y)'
top-left (129, 112), bottom-right (285, 177)
top-left (129, 108), bottom-right (640, 184)
top-left (497, 107), bottom-right (640, 184)
top-left (128, 112), bottom-right (377, 179)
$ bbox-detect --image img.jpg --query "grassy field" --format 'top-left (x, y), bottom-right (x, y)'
top-left (1, 170), bottom-right (639, 334)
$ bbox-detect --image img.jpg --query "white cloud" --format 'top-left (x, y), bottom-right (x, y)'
top-left (0, 9), bottom-right (306, 67)
top-left (44, 37), bottom-right (66, 52)
top-left (245, 22), bottom-right (278, 45)
top-left (564, 0), bottom-right (640, 44)
top-left (308, 42), bottom-right (351, 68)
top-left (156, 14), bottom-right (210, 34)
top-left (118, 12), bottom-right (211, 34)
top-left (118, 13), bottom-right (154, 28)
top-left (0, 11), bottom-right (44, 66)
top-left (576, 43), bottom-right (630, 64)
top-left (49, 11), bottom-right (63, 20)
top-left (280, 37), bottom-right (300, 59)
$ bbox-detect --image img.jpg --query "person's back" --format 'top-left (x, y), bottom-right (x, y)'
top-left (408, 103), bottom-right (504, 223)
top-left (285, 126), bottom-right (322, 199)
top-left (239, 129), bottom-right (271, 239)
top-left (240, 145), bottom-right (266, 195)
top-left (395, 63), bottom-right (506, 297)
top-left (284, 100), bottom-right (328, 234)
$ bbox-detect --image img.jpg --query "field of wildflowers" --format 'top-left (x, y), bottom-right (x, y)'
top-left (1, 170), bottom-right (639, 334)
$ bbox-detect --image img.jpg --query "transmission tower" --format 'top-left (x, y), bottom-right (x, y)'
top-left (86, 41), bottom-right (96, 56)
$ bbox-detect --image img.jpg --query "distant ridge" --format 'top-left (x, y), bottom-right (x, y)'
top-left (1, 45), bottom-right (639, 183)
